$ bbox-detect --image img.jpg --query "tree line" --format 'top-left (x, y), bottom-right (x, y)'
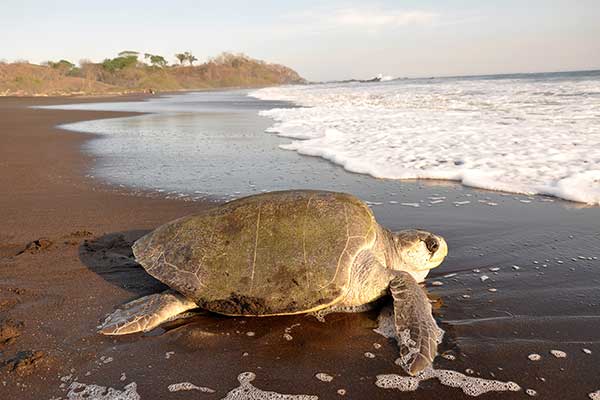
top-left (45, 50), bottom-right (201, 74)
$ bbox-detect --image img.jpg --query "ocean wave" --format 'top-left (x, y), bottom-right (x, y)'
top-left (249, 74), bottom-right (600, 204)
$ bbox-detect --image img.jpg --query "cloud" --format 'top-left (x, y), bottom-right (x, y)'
top-left (331, 8), bottom-right (439, 28)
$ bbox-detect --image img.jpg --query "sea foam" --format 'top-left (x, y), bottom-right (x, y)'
top-left (250, 73), bottom-right (600, 204)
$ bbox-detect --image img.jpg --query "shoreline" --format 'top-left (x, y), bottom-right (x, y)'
top-left (0, 95), bottom-right (204, 398)
top-left (1, 95), bottom-right (599, 399)
top-left (0, 83), bottom-right (295, 100)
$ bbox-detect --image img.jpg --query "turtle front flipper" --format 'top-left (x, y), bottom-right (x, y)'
top-left (389, 272), bottom-right (443, 376)
top-left (99, 290), bottom-right (197, 335)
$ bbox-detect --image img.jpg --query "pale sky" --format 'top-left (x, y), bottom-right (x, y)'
top-left (2, 0), bottom-right (599, 81)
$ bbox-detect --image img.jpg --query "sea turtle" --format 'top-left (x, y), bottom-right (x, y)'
top-left (99, 190), bottom-right (448, 375)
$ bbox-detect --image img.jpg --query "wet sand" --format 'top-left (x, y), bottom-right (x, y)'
top-left (1, 96), bottom-right (599, 399)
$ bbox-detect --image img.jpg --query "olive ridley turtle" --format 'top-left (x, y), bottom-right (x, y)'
top-left (99, 190), bottom-right (448, 375)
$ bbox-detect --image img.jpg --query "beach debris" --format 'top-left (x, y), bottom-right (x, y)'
top-left (364, 352), bottom-right (376, 359)
top-left (17, 238), bottom-right (53, 255)
top-left (168, 382), bottom-right (215, 393)
top-left (480, 275), bottom-right (489, 282)
top-left (526, 388), bottom-right (538, 396)
top-left (67, 382), bottom-right (140, 400)
top-left (582, 348), bottom-right (592, 355)
top-left (165, 351), bottom-right (175, 359)
top-left (222, 372), bottom-right (317, 400)
top-left (336, 389), bottom-right (346, 396)
top-left (589, 390), bottom-right (600, 400)
top-left (376, 367), bottom-right (521, 397)
top-left (2, 350), bottom-right (45, 375)
top-left (528, 354), bottom-right (541, 361)
top-left (315, 372), bottom-right (334, 382)
top-left (550, 350), bottom-right (567, 358)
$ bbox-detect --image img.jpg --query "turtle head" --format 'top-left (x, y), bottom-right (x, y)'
top-left (389, 229), bottom-right (448, 281)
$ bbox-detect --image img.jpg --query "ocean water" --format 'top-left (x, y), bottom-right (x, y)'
top-left (42, 71), bottom-right (600, 205)
top-left (251, 70), bottom-right (600, 204)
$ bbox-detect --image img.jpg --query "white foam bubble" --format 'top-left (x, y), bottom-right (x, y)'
top-left (222, 372), bottom-right (317, 400)
top-left (168, 382), bottom-right (215, 393)
top-left (315, 372), bottom-right (334, 382)
top-left (372, 305), bottom-right (396, 339)
top-left (67, 382), bottom-right (140, 400)
top-left (550, 350), bottom-right (567, 358)
top-left (589, 390), bottom-right (600, 400)
top-left (528, 354), bottom-right (541, 361)
top-left (526, 388), bottom-right (538, 396)
top-left (376, 367), bottom-right (521, 397)
top-left (250, 76), bottom-right (600, 205)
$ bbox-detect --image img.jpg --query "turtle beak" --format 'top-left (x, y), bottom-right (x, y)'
top-left (428, 236), bottom-right (448, 268)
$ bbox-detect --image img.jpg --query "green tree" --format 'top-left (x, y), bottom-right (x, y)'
top-left (184, 52), bottom-right (198, 66)
top-left (149, 55), bottom-right (167, 68)
top-left (144, 53), bottom-right (167, 68)
top-left (47, 59), bottom-right (76, 75)
top-left (175, 53), bottom-right (187, 65)
top-left (101, 55), bottom-right (138, 72)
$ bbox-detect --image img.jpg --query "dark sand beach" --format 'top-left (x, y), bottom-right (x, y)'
top-left (1, 95), bottom-right (599, 399)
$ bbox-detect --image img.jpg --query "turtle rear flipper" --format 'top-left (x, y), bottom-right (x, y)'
top-left (390, 272), bottom-right (443, 376)
top-left (99, 290), bottom-right (197, 335)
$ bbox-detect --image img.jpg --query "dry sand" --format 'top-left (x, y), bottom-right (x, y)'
top-left (1, 96), bottom-right (598, 399)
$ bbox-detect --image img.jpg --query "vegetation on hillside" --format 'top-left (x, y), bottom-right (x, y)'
top-left (0, 51), bottom-right (305, 96)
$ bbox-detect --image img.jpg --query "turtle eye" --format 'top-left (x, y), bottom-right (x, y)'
top-left (425, 237), bottom-right (439, 253)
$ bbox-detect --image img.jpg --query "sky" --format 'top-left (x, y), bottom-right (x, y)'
top-left (1, 0), bottom-right (599, 81)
